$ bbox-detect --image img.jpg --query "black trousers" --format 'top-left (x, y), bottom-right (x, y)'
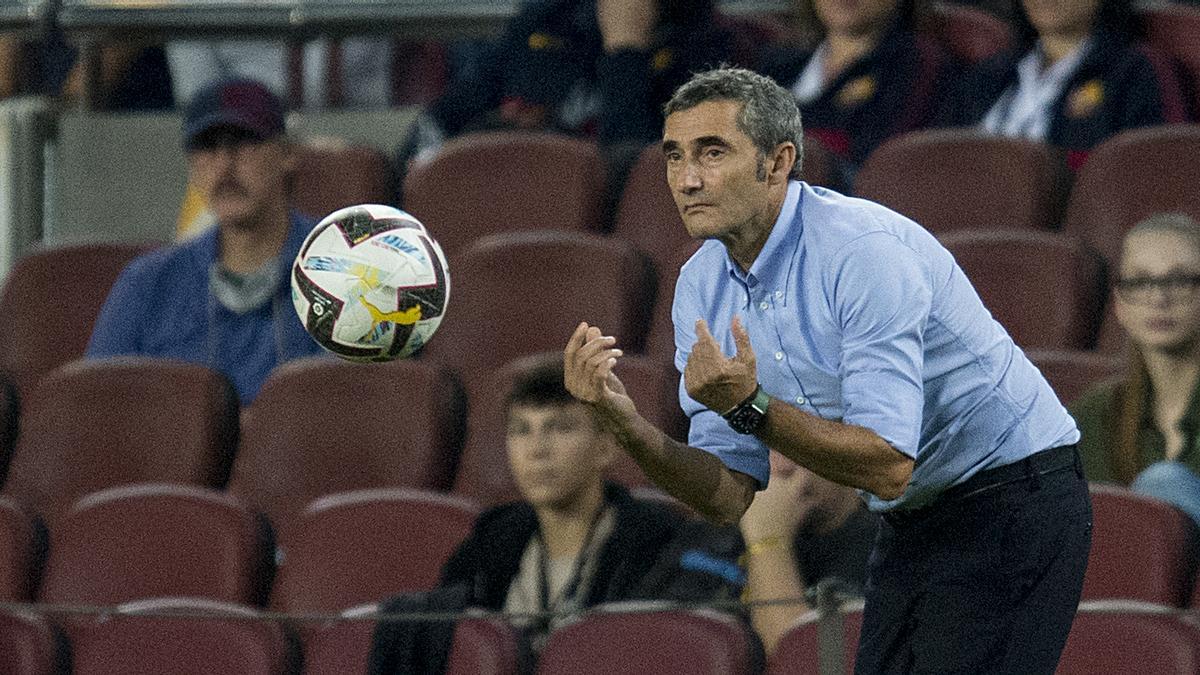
top-left (855, 445), bottom-right (1093, 674)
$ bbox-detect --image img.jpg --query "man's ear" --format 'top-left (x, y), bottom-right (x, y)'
top-left (768, 142), bottom-right (797, 185)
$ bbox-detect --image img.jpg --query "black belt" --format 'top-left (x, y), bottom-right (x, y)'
top-left (882, 444), bottom-right (1081, 528)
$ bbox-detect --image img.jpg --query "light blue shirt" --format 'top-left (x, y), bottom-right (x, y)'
top-left (672, 181), bottom-right (1079, 511)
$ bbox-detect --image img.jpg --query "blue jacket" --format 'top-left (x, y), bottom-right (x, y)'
top-left (86, 213), bottom-right (326, 404)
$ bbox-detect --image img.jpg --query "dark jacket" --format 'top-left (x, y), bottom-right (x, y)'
top-left (367, 483), bottom-right (746, 674)
top-left (947, 30), bottom-right (1188, 170)
top-left (759, 24), bottom-right (962, 168)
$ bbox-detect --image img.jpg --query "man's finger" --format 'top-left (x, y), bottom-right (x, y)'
top-left (574, 335), bottom-right (618, 367)
top-left (731, 315), bottom-right (754, 362)
top-left (565, 321), bottom-right (589, 361)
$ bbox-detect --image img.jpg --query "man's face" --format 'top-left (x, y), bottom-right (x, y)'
top-left (506, 402), bottom-right (611, 509)
top-left (187, 127), bottom-right (294, 230)
top-left (1021, 0), bottom-right (1100, 37)
top-left (662, 100), bottom-right (775, 241)
top-left (813, 0), bottom-right (898, 37)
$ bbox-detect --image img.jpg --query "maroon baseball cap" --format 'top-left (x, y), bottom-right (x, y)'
top-left (183, 79), bottom-right (286, 149)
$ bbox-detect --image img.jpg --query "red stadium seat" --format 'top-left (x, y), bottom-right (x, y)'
top-left (919, 2), bottom-right (1013, 64)
top-left (1063, 125), bottom-right (1200, 270)
top-left (0, 609), bottom-right (66, 675)
top-left (229, 357), bottom-right (465, 537)
top-left (939, 231), bottom-right (1105, 349)
top-left (301, 604), bottom-right (379, 675)
top-left (38, 484), bottom-right (272, 607)
top-left (1084, 484), bottom-right (1200, 607)
top-left (291, 139), bottom-right (392, 219)
top-left (1057, 605), bottom-right (1200, 675)
top-left (854, 130), bottom-right (1069, 234)
top-left (270, 488), bottom-right (479, 614)
top-left (0, 242), bottom-right (152, 397)
top-left (403, 131), bottom-right (606, 255)
top-left (767, 605), bottom-right (864, 675)
top-left (1024, 349), bottom-right (1124, 406)
top-left (2, 358), bottom-right (239, 526)
top-left (0, 496), bottom-right (38, 602)
top-left (646, 241), bottom-right (701, 365)
top-left (1140, 4), bottom-right (1200, 117)
top-left (535, 604), bottom-right (759, 675)
top-left (446, 616), bottom-right (523, 675)
top-left (70, 598), bottom-right (297, 675)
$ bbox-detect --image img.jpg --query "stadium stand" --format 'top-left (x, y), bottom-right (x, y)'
top-left (1, 358), bottom-right (239, 526)
top-left (229, 357), bottom-right (465, 537)
top-left (0, 373), bottom-right (15, 484)
top-left (1024, 348), bottom-right (1124, 406)
top-left (1140, 3), bottom-right (1200, 117)
top-left (920, 2), bottom-right (1013, 64)
top-left (646, 241), bottom-right (701, 365)
top-left (0, 609), bottom-right (66, 675)
top-left (1057, 606), bottom-right (1200, 675)
top-left (444, 616), bottom-right (524, 675)
top-left (402, 131), bottom-right (607, 256)
top-left (853, 130), bottom-right (1070, 234)
top-left (767, 604), bottom-right (864, 675)
top-left (300, 603), bottom-right (379, 675)
top-left (0, 496), bottom-right (37, 602)
top-left (291, 140), bottom-right (392, 220)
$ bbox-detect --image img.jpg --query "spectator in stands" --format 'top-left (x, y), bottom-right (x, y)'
top-left (756, 0), bottom-right (962, 172)
top-left (86, 79), bottom-right (324, 404)
top-left (399, 0), bottom-right (735, 168)
top-left (948, 0), bottom-right (1187, 170)
top-left (1071, 213), bottom-right (1200, 527)
top-left (368, 356), bottom-right (745, 673)
top-left (738, 451), bottom-right (878, 653)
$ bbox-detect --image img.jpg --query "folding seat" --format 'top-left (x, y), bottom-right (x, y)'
top-left (402, 131), bottom-right (606, 256)
top-left (0, 242), bottom-right (152, 397)
top-left (70, 597), bottom-right (297, 675)
top-left (1057, 606), bottom-right (1200, 675)
top-left (0, 496), bottom-right (39, 602)
top-left (454, 352), bottom-right (680, 506)
top-left (1024, 348), bottom-right (1124, 406)
top-left (854, 130), bottom-right (1069, 234)
top-left (939, 231), bottom-right (1105, 349)
top-left (270, 488), bottom-right (479, 615)
top-left (1084, 484), bottom-right (1200, 606)
top-left (918, 2), bottom-right (1012, 64)
top-left (301, 604), bottom-right (379, 675)
top-left (38, 484), bottom-right (273, 608)
top-left (1140, 4), bottom-right (1200, 117)
top-left (291, 139), bottom-right (392, 220)
top-left (228, 357), bottom-right (465, 537)
top-left (646, 241), bottom-right (702, 365)
top-left (445, 616), bottom-right (523, 675)
top-left (1, 358), bottom-right (239, 526)
top-left (767, 604), bottom-right (864, 675)
top-left (1063, 125), bottom-right (1200, 270)
top-left (0, 609), bottom-right (66, 675)
top-left (536, 604), bottom-right (759, 675)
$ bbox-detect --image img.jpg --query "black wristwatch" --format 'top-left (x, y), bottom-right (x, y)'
top-left (722, 384), bottom-right (770, 435)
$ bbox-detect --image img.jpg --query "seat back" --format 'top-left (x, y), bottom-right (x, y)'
top-left (291, 139), bottom-right (392, 220)
top-left (854, 130), bottom-right (1069, 234)
top-left (38, 484), bottom-right (272, 607)
top-left (940, 231), bottom-right (1104, 349)
top-left (767, 606), bottom-right (864, 674)
top-left (0, 609), bottom-right (65, 675)
top-left (301, 603), bottom-right (379, 675)
top-left (0, 242), bottom-right (152, 397)
top-left (1024, 349), bottom-right (1124, 406)
top-left (2, 358), bottom-right (239, 526)
top-left (0, 373), bottom-right (16, 486)
top-left (230, 357), bottom-right (465, 537)
top-left (919, 2), bottom-right (1013, 64)
top-left (646, 241), bottom-right (702, 364)
top-left (271, 488), bottom-right (479, 613)
top-left (0, 496), bottom-right (38, 602)
top-left (446, 616), bottom-right (523, 675)
top-left (1140, 4), bottom-right (1200, 116)
top-left (1058, 607), bottom-right (1200, 675)
top-left (403, 131), bottom-right (606, 256)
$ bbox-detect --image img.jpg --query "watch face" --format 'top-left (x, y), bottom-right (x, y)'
top-left (729, 405), bottom-right (765, 435)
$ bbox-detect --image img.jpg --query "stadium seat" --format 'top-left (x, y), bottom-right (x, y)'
top-left (919, 2), bottom-right (1013, 64)
top-left (38, 484), bottom-right (273, 608)
top-left (229, 357), bottom-right (465, 537)
top-left (270, 488), bottom-right (479, 615)
top-left (1140, 4), bottom-right (1200, 117)
top-left (0, 372), bottom-right (16, 484)
top-left (291, 139), bottom-right (392, 220)
top-left (939, 231), bottom-right (1105, 349)
top-left (1084, 484), bottom-right (1200, 607)
top-left (0, 496), bottom-right (39, 602)
top-left (536, 604), bottom-right (759, 675)
top-left (1057, 605), bottom-right (1200, 675)
top-left (446, 616), bottom-right (524, 675)
top-left (1024, 349), bottom-right (1124, 406)
top-left (402, 131), bottom-right (606, 256)
top-left (421, 230), bottom-right (653, 405)
top-left (0, 242), bottom-right (152, 398)
top-left (1193, 574), bottom-right (1200, 608)
top-left (1063, 125), bottom-right (1200, 270)
top-left (0, 609), bottom-right (66, 675)
top-left (1, 358), bottom-right (239, 526)
top-left (301, 604), bottom-right (379, 675)
top-left (70, 598), bottom-right (297, 675)
top-left (767, 605), bottom-right (864, 675)
top-left (646, 241), bottom-right (702, 365)
top-left (454, 352), bottom-right (681, 505)
top-left (854, 130), bottom-right (1069, 234)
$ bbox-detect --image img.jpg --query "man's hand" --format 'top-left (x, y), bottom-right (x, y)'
top-left (564, 322), bottom-right (634, 417)
top-left (684, 316), bottom-right (758, 414)
top-left (740, 453), bottom-right (831, 544)
top-left (596, 0), bottom-right (657, 52)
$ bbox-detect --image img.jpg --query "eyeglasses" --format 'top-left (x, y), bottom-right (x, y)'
top-left (1114, 273), bottom-right (1200, 305)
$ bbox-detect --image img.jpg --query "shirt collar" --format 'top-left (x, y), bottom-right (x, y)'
top-left (724, 180), bottom-right (804, 306)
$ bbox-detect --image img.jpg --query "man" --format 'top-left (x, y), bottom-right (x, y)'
top-left (564, 67), bottom-right (1091, 673)
top-left (87, 79), bottom-right (324, 403)
top-left (368, 355), bottom-right (744, 673)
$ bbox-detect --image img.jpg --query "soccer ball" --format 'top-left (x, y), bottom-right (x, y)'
top-left (291, 204), bottom-right (450, 362)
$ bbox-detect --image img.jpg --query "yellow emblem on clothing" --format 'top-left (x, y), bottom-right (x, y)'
top-left (837, 76), bottom-right (877, 107)
top-left (1067, 80), bottom-right (1104, 118)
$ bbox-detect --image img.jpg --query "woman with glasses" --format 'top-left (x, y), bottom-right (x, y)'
top-left (1070, 212), bottom-right (1200, 526)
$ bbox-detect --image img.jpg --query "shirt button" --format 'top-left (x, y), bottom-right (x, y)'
top-left (775, 290), bottom-right (783, 299)
top-left (795, 396), bottom-right (807, 405)
top-left (774, 351), bottom-right (783, 361)
top-left (759, 301), bottom-right (769, 310)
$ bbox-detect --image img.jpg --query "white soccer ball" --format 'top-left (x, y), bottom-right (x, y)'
top-left (291, 204), bottom-right (450, 362)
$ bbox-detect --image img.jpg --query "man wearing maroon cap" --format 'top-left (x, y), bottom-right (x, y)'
top-left (87, 79), bottom-right (325, 404)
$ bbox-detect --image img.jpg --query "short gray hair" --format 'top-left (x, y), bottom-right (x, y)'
top-left (1127, 212), bottom-right (1200, 245)
top-left (663, 66), bottom-right (804, 180)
